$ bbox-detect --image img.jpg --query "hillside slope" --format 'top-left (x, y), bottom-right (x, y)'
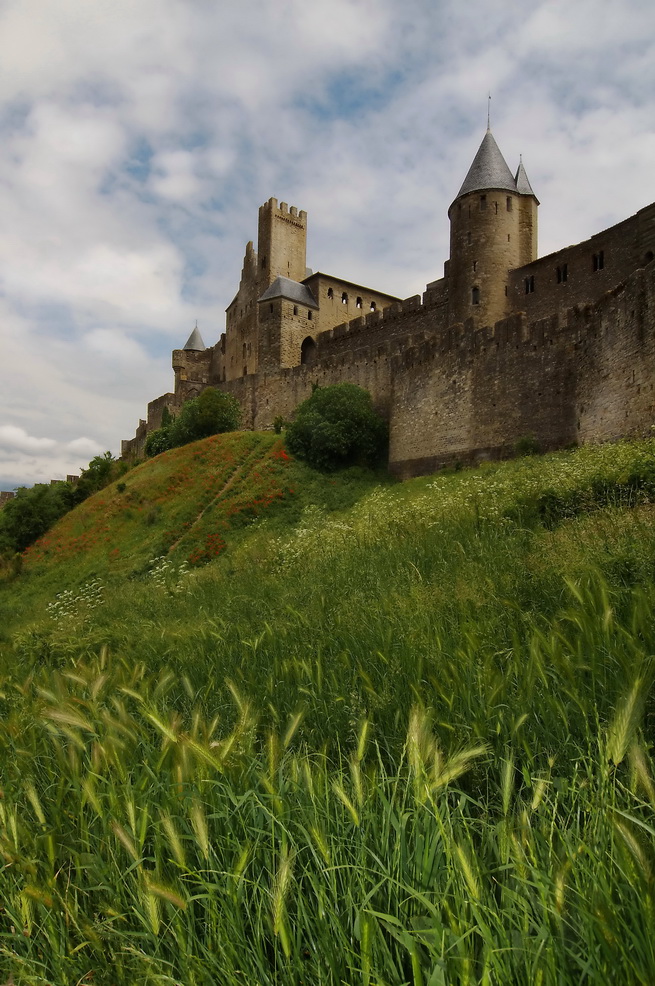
top-left (1, 437), bottom-right (655, 983)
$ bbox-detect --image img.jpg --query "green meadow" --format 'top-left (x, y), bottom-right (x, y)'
top-left (1, 433), bottom-right (655, 984)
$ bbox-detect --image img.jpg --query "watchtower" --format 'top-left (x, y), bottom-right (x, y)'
top-left (447, 129), bottom-right (538, 328)
top-left (257, 197), bottom-right (308, 290)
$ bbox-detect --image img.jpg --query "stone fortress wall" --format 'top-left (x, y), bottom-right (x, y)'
top-left (121, 128), bottom-right (655, 478)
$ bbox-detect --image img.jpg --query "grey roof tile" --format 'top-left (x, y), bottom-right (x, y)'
top-left (258, 275), bottom-right (319, 309)
top-left (183, 326), bottom-right (206, 351)
top-left (456, 129), bottom-right (517, 198)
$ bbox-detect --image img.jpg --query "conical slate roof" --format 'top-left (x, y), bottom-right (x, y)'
top-left (455, 129), bottom-right (517, 198)
top-left (183, 325), bottom-right (206, 351)
top-left (515, 157), bottom-right (537, 199)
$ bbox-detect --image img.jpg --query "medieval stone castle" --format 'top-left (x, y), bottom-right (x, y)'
top-left (122, 128), bottom-right (655, 478)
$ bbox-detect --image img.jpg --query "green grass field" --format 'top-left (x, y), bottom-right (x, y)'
top-left (1, 433), bottom-right (655, 984)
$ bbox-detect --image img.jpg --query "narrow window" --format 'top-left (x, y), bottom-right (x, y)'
top-left (342, 292), bottom-right (348, 304)
top-left (370, 301), bottom-right (376, 312)
top-left (506, 197), bottom-right (512, 212)
top-left (593, 251), bottom-right (605, 271)
top-left (327, 287), bottom-right (333, 299)
top-left (472, 261), bottom-right (477, 272)
top-left (471, 286), bottom-right (480, 305)
top-left (243, 343), bottom-right (246, 358)
top-left (467, 231), bottom-right (472, 244)
top-left (480, 195), bottom-right (487, 211)
top-left (293, 305), bottom-right (298, 315)
top-left (356, 297), bottom-right (362, 308)
top-left (243, 366), bottom-right (247, 376)
top-left (307, 310), bottom-right (312, 320)
top-left (524, 275), bottom-right (535, 294)
top-left (494, 201), bottom-right (498, 214)
top-left (269, 303), bottom-right (273, 313)
top-left (556, 266), bottom-right (562, 283)
top-left (504, 285), bottom-right (508, 296)
top-left (507, 234), bottom-right (511, 242)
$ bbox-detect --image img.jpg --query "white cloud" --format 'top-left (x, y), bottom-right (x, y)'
top-left (0, 426), bottom-right (57, 453)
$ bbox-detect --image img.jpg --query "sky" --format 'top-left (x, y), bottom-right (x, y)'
top-left (1, 0), bottom-right (654, 489)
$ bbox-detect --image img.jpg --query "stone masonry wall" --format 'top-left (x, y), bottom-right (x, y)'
top-left (388, 261), bottom-right (655, 478)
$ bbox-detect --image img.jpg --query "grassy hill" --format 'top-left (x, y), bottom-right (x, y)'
top-left (1, 434), bottom-right (655, 984)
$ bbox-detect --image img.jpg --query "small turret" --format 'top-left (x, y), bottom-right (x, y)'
top-left (183, 324), bottom-right (206, 351)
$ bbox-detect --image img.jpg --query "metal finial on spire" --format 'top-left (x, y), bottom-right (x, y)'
top-left (487, 92), bottom-right (491, 130)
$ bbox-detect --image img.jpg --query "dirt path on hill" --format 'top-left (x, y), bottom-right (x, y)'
top-left (166, 440), bottom-right (267, 556)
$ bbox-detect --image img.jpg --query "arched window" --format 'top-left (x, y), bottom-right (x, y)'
top-left (370, 301), bottom-right (376, 312)
top-left (342, 292), bottom-right (348, 304)
top-left (592, 251), bottom-right (605, 271)
top-left (300, 336), bottom-right (317, 366)
top-left (356, 297), bottom-right (362, 308)
top-left (471, 287), bottom-right (480, 305)
top-left (327, 287), bottom-right (334, 299)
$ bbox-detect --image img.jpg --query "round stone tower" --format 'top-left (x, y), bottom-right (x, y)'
top-left (447, 129), bottom-right (538, 328)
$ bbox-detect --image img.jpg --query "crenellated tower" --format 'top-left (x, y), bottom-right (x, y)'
top-left (447, 129), bottom-right (538, 328)
top-left (257, 197), bottom-right (308, 289)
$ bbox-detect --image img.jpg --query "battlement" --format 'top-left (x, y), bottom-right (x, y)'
top-left (260, 197), bottom-right (307, 223)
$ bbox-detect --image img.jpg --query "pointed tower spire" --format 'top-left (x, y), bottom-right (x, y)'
top-left (183, 323), bottom-right (206, 351)
top-left (515, 155), bottom-right (539, 202)
top-left (454, 129), bottom-right (516, 200)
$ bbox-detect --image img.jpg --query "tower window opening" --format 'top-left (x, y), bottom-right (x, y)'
top-left (370, 301), bottom-right (376, 311)
top-left (505, 285), bottom-right (508, 296)
top-left (342, 292), bottom-right (348, 304)
top-left (644, 251), bottom-right (654, 265)
top-left (243, 344), bottom-right (246, 358)
top-left (480, 195), bottom-right (487, 210)
top-left (593, 250), bottom-right (605, 271)
top-left (269, 304), bottom-right (273, 313)
top-left (467, 231), bottom-right (472, 244)
top-left (525, 275), bottom-right (535, 294)
top-left (307, 310), bottom-right (312, 320)
top-left (556, 263), bottom-right (568, 283)
top-left (293, 305), bottom-right (298, 315)
top-left (243, 366), bottom-right (247, 376)
top-left (506, 197), bottom-right (512, 212)
top-left (327, 287), bottom-right (333, 299)
top-left (356, 297), bottom-right (362, 308)
top-left (471, 286), bottom-right (480, 305)
top-left (473, 261), bottom-right (477, 272)
top-left (507, 234), bottom-right (511, 242)
top-left (494, 202), bottom-right (498, 214)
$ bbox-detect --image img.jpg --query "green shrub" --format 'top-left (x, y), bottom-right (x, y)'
top-left (515, 433), bottom-right (541, 456)
top-left (286, 383), bottom-right (387, 471)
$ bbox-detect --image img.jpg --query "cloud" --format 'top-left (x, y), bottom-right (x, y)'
top-left (0, 0), bottom-right (654, 487)
top-left (0, 426), bottom-right (57, 453)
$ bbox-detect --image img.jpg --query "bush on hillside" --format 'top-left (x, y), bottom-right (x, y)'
top-left (146, 390), bottom-right (242, 457)
top-left (286, 383), bottom-right (388, 471)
